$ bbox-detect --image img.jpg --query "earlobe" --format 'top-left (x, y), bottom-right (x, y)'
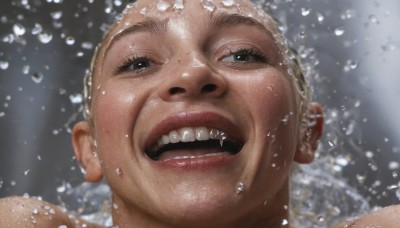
top-left (294, 102), bottom-right (324, 164)
top-left (71, 121), bottom-right (103, 182)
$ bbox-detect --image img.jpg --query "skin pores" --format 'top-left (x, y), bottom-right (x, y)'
top-left (72, 0), bottom-right (322, 227)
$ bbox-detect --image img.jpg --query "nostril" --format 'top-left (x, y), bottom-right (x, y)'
top-left (202, 84), bottom-right (217, 93)
top-left (169, 87), bottom-right (186, 95)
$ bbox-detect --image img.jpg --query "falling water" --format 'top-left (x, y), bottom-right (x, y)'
top-left (0, 0), bottom-right (399, 227)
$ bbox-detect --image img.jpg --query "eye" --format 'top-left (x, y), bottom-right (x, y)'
top-left (222, 48), bottom-right (269, 64)
top-left (115, 55), bottom-right (153, 74)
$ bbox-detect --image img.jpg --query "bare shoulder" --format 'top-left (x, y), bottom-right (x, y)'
top-left (0, 196), bottom-right (102, 228)
top-left (332, 205), bottom-right (400, 228)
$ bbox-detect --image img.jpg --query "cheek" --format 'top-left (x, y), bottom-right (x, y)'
top-left (92, 82), bottom-right (139, 164)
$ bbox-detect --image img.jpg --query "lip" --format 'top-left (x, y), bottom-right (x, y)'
top-left (143, 111), bottom-right (245, 168)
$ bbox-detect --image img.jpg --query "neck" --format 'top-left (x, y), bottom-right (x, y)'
top-left (111, 185), bottom-right (290, 228)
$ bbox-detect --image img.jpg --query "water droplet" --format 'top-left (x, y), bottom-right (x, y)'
top-left (113, 0), bottom-right (123, 6)
top-left (301, 7), bottom-right (311, 16)
top-left (53, 129), bottom-right (59, 135)
top-left (31, 72), bottom-right (44, 83)
top-left (316, 12), bottom-right (324, 23)
top-left (140, 7), bottom-right (147, 15)
top-left (51, 11), bottom-right (63, 20)
top-left (37, 155), bottom-right (41, 160)
top-left (341, 10), bottom-right (355, 20)
top-left (22, 65), bottom-right (30, 74)
top-left (389, 161), bottom-right (399, 170)
top-left (0, 60), bottom-right (9, 70)
top-left (81, 41), bottom-right (93, 50)
top-left (24, 169), bottom-right (30, 175)
top-left (32, 208), bottom-right (39, 214)
top-left (31, 23), bottom-right (42, 35)
top-left (368, 14), bottom-right (379, 24)
top-left (281, 219), bottom-right (288, 226)
top-left (393, 172), bottom-right (398, 178)
top-left (334, 27), bottom-right (345, 36)
top-left (317, 215), bottom-right (325, 223)
top-left (13, 23), bottom-right (26, 36)
top-left (65, 36), bottom-right (75, 45)
top-left (115, 168), bottom-right (122, 176)
top-left (343, 59), bottom-right (359, 72)
top-left (57, 183), bottom-right (66, 193)
top-left (58, 225), bottom-right (67, 228)
top-left (222, 0), bottom-right (235, 7)
top-left (37, 32), bottom-right (53, 44)
top-left (0, 112), bottom-right (5, 118)
top-left (202, 0), bottom-right (215, 12)
top-left (365, 151), bottom-right (374, 158)
top-left (235, 182), bottom-right (245, 194)
top-left (0, 178), bottom-right (3, 189)
top-left (335, 156), bottom-right (349, 167)
top-left (174, 0), bottom-right (184, 10)
top-left (299, 31), bottom-right (306, 39)
top-left (69, 93), bottom-right (83, 104)
top-left (157, 0), bottom-right (170, 11)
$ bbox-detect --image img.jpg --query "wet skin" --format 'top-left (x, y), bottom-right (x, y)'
top-left (71, 0), bottom-right (323, 227)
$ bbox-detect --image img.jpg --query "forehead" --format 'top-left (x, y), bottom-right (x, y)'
top-left (101, 0), bottom-right (279, 47)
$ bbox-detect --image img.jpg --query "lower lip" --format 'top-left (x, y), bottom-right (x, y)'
top-left (150, 152), bottom-right (239, 171)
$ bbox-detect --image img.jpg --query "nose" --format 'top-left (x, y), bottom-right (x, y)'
top-left (158, 54), bottom-right (227, 101)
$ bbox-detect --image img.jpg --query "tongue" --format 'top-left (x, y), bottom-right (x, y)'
top-left (157, 148), bottom-right (230, 161)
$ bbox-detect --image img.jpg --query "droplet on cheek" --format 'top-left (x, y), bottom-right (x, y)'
top-left (235, 181), bottom-right (245, 194)
top-left (115, 168), bottom-right (123, 176)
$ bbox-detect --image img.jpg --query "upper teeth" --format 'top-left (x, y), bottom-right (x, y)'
top-left (150, 127), bottom-right (228, 151)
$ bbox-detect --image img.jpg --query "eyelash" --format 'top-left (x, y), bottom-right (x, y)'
top-left (115, 55), bottom-right (152, 74)
top-left (225, 47), bottom-right (270, 64)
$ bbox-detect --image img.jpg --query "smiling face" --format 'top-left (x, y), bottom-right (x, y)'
top-left (72, 0), bottom-right (323, 227)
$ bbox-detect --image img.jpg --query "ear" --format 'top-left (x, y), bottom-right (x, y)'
top-left (71, 121), bottom-right (103, 182)
top-left (294, 102), bottom-right (324, 164)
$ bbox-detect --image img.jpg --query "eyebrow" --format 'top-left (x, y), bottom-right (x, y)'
top-left (104, 17), bottom-right (167, 57)
top-left (209, 13), bottom-right (276, 41)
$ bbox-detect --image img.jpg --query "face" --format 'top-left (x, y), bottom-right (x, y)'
top-left (73, 0), bottom-right (322, 226)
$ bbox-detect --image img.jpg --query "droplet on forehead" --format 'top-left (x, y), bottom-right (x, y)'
top-left (173, 0), bottom-right (184, 10)
top-left (140, 7), bottom-right (148, 15)
top-left (222, 0), bottom-right (235, 7)
top-left (202, 0), bottom-right (216, 12)
top-left (157, 0), bottom-right (171, 12)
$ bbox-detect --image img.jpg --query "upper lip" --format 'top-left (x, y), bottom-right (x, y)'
top-left (144, 111), bottom-right (245, 154)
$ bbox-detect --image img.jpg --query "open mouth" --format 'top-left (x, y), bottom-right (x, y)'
top-left (145, 126), bottom-right (244, 161)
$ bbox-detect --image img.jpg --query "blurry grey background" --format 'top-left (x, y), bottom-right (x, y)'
top-left (0, 0), bottom-right (399, 209)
